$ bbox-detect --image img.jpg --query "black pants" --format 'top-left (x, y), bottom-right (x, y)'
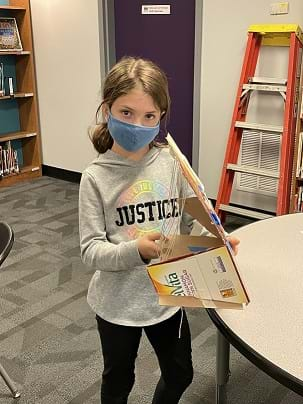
top-left (96, 310), bottom-right (193, 404)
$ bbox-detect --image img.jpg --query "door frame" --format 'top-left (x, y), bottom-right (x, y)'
top-left (97, 0), bottom-right (203, 173)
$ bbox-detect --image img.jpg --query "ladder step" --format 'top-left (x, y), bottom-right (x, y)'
top-left (235, 121), bottom-right (283, 132)
top-left (227, 163), bottom-right (279, 178)
top-left (219, 204), bottom-right (274, 220)
top-left (243, 83), bottom-right (286, 92)
top-left (250, 76), bottom-right (287, 85)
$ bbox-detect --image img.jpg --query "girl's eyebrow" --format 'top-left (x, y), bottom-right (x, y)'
top-left (120, 105), bottom-right (134, 110)
top-left (120, 105), bottom-right (157, 114)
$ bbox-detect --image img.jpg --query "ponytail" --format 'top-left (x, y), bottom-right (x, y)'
top-left (89, 103), bottom-right (113, 154)
top-left (90, 123), bottom-right (113, 154)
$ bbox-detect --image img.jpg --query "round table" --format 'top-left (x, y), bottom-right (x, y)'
top-left (207, 213), bottom-right (303, 403)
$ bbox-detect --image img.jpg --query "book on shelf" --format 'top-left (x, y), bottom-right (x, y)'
top-left (0, 140), bottom-right (20, 178)
top-left (11, 139), bottom-right (23, 166)
top-left (147, 134), bottom-right (250, 310)
top-left (296, 132), bottom-right (303, 178)
top-left (0, 17), bottom-right (22, 52)
top-left (294, 186), bottom-right (303, 212)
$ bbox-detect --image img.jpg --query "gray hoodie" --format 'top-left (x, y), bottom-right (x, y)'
top-left (79, 146), bottom-right (200, 326)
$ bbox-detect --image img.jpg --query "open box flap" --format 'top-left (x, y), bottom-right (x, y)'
top-left (182, 197), bottom-right (223, 239)
top-left (167, 134), bottom-right (227, 243)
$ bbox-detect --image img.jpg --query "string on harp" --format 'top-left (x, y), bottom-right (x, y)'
top-left (159, 158), bottom-right (189, 262)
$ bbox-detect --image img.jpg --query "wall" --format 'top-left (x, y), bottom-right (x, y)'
top-left (199, 0), bottom-right (303, 211)
top-left (30, 0), bottom-right (102, 172)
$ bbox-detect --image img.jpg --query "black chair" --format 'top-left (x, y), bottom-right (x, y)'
top-left (0, 222), bottom-right (21, 399)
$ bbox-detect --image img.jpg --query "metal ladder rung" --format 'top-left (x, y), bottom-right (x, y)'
top-left (235, 121), bottom-right (283, 132)
top-left (219, 204), bottom-right (274, 220)
top-left (250, 76), bottom-right (287, 85)
top-left (243, 83), bottom-right (286, 92)
top-left (227, 164), bottom-right (280, 178)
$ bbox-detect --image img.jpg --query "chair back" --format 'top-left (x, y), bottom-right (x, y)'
top-left (0, 222), bottom-right (14, 267)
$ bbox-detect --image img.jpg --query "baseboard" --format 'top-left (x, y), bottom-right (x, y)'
top-left (42, 165), bottom-right (81, 184)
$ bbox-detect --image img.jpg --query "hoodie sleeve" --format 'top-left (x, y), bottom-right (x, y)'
top-left (79, 171), bottom-right (145, 271)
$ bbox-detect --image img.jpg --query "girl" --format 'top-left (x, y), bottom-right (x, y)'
top-left (79, 56), bottom-right (239, 404)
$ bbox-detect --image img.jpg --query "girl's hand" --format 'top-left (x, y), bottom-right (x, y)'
top-left (226, 236), bottom-right (240, 255)
top-left (137, 232), bottom-right (162, 260)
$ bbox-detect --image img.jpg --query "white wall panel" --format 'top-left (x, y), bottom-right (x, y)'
top-left (30, 0), bottom-right (102, 172)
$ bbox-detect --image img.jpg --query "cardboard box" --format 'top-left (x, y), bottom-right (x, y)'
top-left (148, 220), bottom-right (249, 309)
top-left (147, 135), bottom-right (250, 310)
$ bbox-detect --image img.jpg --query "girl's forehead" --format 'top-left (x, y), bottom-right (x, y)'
top-left (113, 87), bottom-right (159, 110)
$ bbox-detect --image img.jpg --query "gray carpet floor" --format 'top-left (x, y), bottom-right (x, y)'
top-left (0, 176), bottom-right (302, 403)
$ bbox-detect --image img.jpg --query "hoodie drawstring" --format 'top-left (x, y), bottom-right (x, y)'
top-left (178, 307), bottom-right (184, 339)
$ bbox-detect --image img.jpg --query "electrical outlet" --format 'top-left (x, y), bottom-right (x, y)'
top-left (270, 2), bottom-right (289, 15)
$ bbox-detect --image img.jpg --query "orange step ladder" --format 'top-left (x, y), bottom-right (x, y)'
top-left (215, 24), bottom-right (303, 221)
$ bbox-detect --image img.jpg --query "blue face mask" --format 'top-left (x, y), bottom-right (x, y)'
top-left (107, 112), bottom-right (160, 152)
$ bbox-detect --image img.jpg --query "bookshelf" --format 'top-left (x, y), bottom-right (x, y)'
top-left (0, 0), bottom-right (42, 187)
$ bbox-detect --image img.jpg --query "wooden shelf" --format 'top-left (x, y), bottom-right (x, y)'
top-left (0, 92), bottom-right (34, 100)
top-left (0, 50), bottom-right (30, 56)
top-left (0, 131), bottom-right (37, 143)
top-left (0, 5), bottom-right (26, 11)
top-left (21, 164), bottom-right (40, 173)
top-left (0, 165), bottom-right (41, 188)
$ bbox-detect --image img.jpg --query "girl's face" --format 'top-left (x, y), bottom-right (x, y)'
top-left (109, 86), bottom-right (161, 127)
top-left (104, 85), bottom-right (163, 159)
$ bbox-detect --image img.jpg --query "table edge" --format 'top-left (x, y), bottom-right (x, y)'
top-left (207, 308), bottom-right (303, 396)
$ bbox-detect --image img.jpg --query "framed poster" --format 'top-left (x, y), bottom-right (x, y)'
top-left (0, 17), bottom-right (22, 52)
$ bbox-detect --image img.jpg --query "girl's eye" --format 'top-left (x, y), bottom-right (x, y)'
top-left (122, 110), bottom-right (131, 117)
top-left (146, 114), bottom-right (155, 120)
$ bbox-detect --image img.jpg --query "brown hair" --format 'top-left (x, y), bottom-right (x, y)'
top-left (90, 56), bottom-right (171, 154)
